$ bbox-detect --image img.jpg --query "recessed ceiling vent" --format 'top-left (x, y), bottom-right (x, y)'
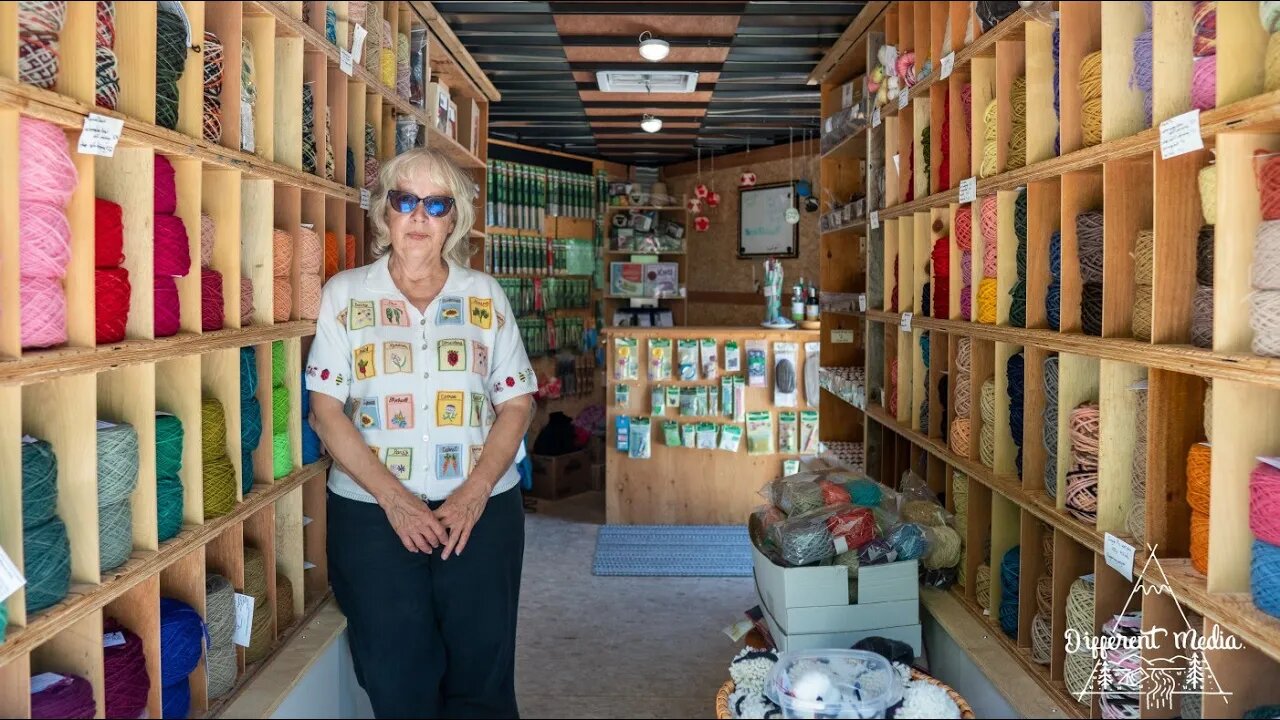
top-left (595, 70), bottom-right (698, 93)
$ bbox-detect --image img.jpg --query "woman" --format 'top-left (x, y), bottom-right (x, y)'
top-left (306, 147), bottom-right (536, 719)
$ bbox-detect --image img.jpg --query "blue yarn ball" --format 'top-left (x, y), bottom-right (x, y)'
top-left (887, 523), bottom-right (929, 561)
top-left (999, 597), bottom-right (1020, 638)
top-left (163, 678), bottom-right (190, 720)
top-left (844, 479), bottom-right (884, 508)
top-left (1251, 539), bottom-right (1280, 619)
top-left (1001, 546), bottom-right (1021, 595)
top-left (241, 396), bottom-right (263, 454)
top-left (1046, 280), bottom-right (1062, 330)
top-left (240, 347), bottom-right (258, 400)
top-left (242, 450), bottom-right (255, 496)
top-left (159, 598), bottom-right (205, 686)
top-left (919, 333), bottom-right (930, 368)
top-left (1049, 231), bottom-right (1062, 277)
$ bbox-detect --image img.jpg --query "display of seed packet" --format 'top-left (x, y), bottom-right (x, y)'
top-left (725, 340), bottom-right (742, 372)
top-left (747, 340), bottom-right (768, 387)
top-left (719, 424), bottom-right (743, 452)
top-left (707, 386), bottom-right (719, 417)
top-left (648, 338), bottom-right (672, 381)
top-left (733, 375), bottom-right (747, 422)
top-left (614, 337), bottom-right (638, 380)
top-left (721, 376), bottom-right (734, 418)
top-left (773, 342), bottom-right (798, 407)
top-left (800, 410), bottom-right (820, 454)
top-left (778, 410), bottom-right (799, 454)
top-left (679, 387), bottom-right (698, 416)
top-left (663, 420), bottom-right (681, 446)
top-left (695, 386), bottom-right (709, 416)
top-left (681, 423), bottom-right (696, 448)
top-left (615, 415), bottom-right (630, 452)
top-left (783, 459), bottom-right (801, 476)
top-left (746, 411), bottom-right (774, 455)
top-left (615, 383), bottom-right (630, 407)
top-left (629, 417), bottom-right (651, 459)
top-left (651, 387), bottom-right (664, 416)
top-left (700, 338), bottom-right (719, 380)
top-left (678, 339), bottom-right (699, 380)
top-left (696, 422), bottom-right (718, 449)
top-left (666, 384), bottom-right (680, 407)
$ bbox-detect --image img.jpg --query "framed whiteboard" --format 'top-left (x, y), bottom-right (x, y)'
top-left (738, 181), bottom-right (799, 258)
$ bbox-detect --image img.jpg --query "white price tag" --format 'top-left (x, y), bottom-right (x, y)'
top-left (339, 49), bottom-right (354, 76)
top-left (892, 153), bottom-right (900, 173)
top-left (304, 560), bottom-right (317, 570)
top-left (858, 294), bottom-right (868, 312)
top-left (0, 545), bottom-right (25, 603)
top-left (841, 82), bottom-right (854, 109)
top-left (900, 312), bottom-right (913, 333)
top-left (1159, 109), bottom-right (1204, 160)
top-left (103, 631), bottom-right (126, 648)
top-left (351, 24), bottom-right (368, 62)
top-left (30, 673), bottom-right (65, 694)
top-left (833, 535), bottom-right (850, 555)
top-left (77, 113), bottom-right (124, 158)
top-left (898, 89), bottom-right (910, 110)
top-left (872, 106), bottom-right (881, 128)
top-left (1258, 456), bottom-right (1280, 472)
top-left (1104, 532), bottom-right (1136, 582)
top-left (869, 210), bottom-right (880, 230)
top-left (824, 116), bottom-right (834, 134)
top-left (1130, 379), bottom-right (1149, 391)
top-left (831, 329), bottom-right (855, 344)
top-left (958, 177), bottom-right (977, 204)
top-left (940, 52), bottom-right (955, 80)
top-left (22, 435), bottom-right (38, 444)
top-left (302, 515), bottom-right (313, 527)
top-left (233, 592), bottom-right (255, 648)
top-left (884, 45), bottom-right (898, 71)
top-left (359, 188), bottom-right (371, 210)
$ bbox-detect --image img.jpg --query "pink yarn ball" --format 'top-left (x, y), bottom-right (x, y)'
top-left (274, 278), bottom-right (292, 322)
top-left (20, 275), bottom-right (67, 348)
top-left (960, 285), bottom-right (972, 320)
top-left (200, 213), bottom-right (216, 268)
top-left (154, 155), bottom-right (177, 214)
top-left (1191, 55), bottom-right (1217, 111)
top-left (981, 196), bottom-right (999, 277)
top-left (1250, 462), bottom-right (1280, 546)
top-left (20, 200), bottom-right (71, 278)
top-left (961, 251), bottom-right (972, 286)
top-left (153, 213), bottom-right (191, 277)
top-left (20, 116), bottom-right (77, 206)
top-left (154, 275), bottom-right (180, 337)
top-left (298, 227), bottom-right (322, 274)
top-left (298, 273), bottom-right (322, 320)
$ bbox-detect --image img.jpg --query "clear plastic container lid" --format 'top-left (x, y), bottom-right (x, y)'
top-left (764, 649), bottom-right (901, 719)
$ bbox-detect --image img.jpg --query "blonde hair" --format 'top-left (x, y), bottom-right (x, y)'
top-left (367, 147), bottom-right (477, 265)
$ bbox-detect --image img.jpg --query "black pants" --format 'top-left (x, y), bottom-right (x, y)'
top-left (328, 487), bottom-right (524, 719)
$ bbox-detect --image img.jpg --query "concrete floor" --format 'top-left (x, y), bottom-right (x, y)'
top-left (515, 491), bottom-right (756, 719)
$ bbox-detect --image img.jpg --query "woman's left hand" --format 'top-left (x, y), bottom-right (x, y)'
top-left (435, 479), bottom-right (490, 559)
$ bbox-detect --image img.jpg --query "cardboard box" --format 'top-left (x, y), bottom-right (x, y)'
top-left (529, 449), bottom-right (591, 500)
top-left (610, 262), bottom-right (644, 297)
top-left (642, 262), bottom-right (679, 297)
top-left (762, 601), bottom-right (923, 654)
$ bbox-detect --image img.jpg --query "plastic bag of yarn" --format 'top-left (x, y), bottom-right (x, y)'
top-left (826, 506), bottom-right (877, 554)
top-left (768, 504), bottom-right (867, 566)
top-left (885, 522), bottom-right (931, 561)
top-left (842, 477), bottom-right (897, 511)
top-left (923, 525), bottom-right (963, 570)
top-left (919, 565), bottom-right (958, 590)
top-left (748, 503), bottom-right (786, 552)
top-left (760, 470), bottom-right (852, 516)
top-left (857, 538), bottom-right (899, 567)
top-left (896, 470), bottom-right (953, 528)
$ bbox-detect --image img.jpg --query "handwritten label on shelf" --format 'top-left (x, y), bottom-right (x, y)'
top-left (339, 49), bottom-right (354, 76)
top-left (872, 106), bottom-right (881, 128)
top-left (858, 294), bottom-right (867, 312)
top-left (900, 312), bottom-right (913, 333)
top-left (831, 329), bottom-right (855, 344)
top-left (360, 188), bottom-right (371, 210)
top-left (1104, 533), bottom-right (1136, 582)
top-left (0, 545), bottom-right (25, 603)
top-left (940, 52), bottom-right (955, 80)
top-left (869, 211), bottom-right (880, 230)
top-left (77, 113), bottom-right (125, 158)
top-left (1160, 109), bottom-right (1203, 159)
top-left (898, 90), bottom-right (909, 110)
top-left (233, 593), bottom-right (255, 647)
top-left (103, 631), bottom-right (126, 648)
top-left (958, 177), bottom-right (977, 204)
top-left (351, 24), bottom-right (368, 62)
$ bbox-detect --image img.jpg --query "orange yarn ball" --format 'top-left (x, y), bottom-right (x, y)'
top-left (298, 273), bottom-right (321, 320)
top-left (298, 226), bottom-right (322, 274)
top-left (274, 278), bottom-right (292, 322)
top-left (951, 417), bottom-right (971, 458)
top-left (273, 229), bottom-right (294, 276)
top-left (344, 233), bottom-right (357, 269)
top-left (324, 231), bottom-right (339, 278)
top-left (1186, 443), bottom-right (1212, 514)
top-left (1190, 510), bottom-right (1210, 574)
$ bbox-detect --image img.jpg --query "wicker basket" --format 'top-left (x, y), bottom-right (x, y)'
top-left (715, 669), bottom-right (975, 719)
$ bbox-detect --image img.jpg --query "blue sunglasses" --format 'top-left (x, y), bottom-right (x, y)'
top-left (387, 190), bottom-right (456, 218)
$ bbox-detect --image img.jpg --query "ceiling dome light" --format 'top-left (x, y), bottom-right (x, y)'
top-left (641, 115), bottom-right (663, 133)
top-left (638, 31), bottom-right (670, 62)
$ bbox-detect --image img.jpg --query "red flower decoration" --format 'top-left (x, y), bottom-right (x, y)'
top-left (505, 376), bottom-right (515, 387)
top-left (321, 369), bottom-right (330, 380)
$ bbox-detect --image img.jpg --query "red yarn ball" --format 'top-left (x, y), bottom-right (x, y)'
top-left (95, 198), bottom-right (124, 268)
top-left (154, 213), bottom-right (191, 277)
top-left (95, 266), bottom-right (131, 344)
top-left (202, 268), bottom-right (224, 331)
top-left (154, 154), bottom-right (177, 214)
top-left (154, 275), bottom-right (181, 337)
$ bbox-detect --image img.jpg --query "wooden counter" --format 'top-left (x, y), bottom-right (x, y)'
top-left (603, 326), bottom-right (822, 524)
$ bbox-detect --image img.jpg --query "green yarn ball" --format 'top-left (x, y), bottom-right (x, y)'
top-left (272, 340), bottom-right (287, 388)
top-left (24, 516), bottom-right (70, 614)
top-left (156, 413), bottom-right (185, 480)
top-left (157, 474), bottom-right (184, 542)
top-left (272, 385), bottom-right (291, 432)
top-left (99, 499), bottom-right (133, 572)
top-left (22, 438), bottom-right (58, 530)
top-left (0, 598), bottom-right (7, 643)
top-left (97, 423), bottom-right (140, 507)
top-left (1244, 705), bottom-right (1280, 719)
top-left (202, 399), bottom-right (228, 463)
top-left (203, 455), bottom-right (238, 519)
top-left (272, 433), bottom-right (293, 479)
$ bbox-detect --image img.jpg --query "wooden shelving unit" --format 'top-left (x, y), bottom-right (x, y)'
top-left (0, 2), bottom-right (494, 718)
top-left (817, 2), bottom-right (1280, 717)
top-left (603, 203), bottom-right (691, 327)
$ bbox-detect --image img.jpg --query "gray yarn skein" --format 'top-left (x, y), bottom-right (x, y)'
top-left (205, 573), bottom-right (238, 700)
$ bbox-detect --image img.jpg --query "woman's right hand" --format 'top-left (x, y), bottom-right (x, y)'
top-left (379, 488), bottom-right (448, 553)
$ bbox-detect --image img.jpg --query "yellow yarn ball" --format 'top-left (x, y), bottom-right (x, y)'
top-left (977, 277), bottom-right (998, 323)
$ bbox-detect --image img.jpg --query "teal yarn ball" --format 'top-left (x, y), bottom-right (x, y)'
top-left (240, 346), bottom-right (259, 400)
top-left (271, 340), bottom-right (287, 388)
top-left (887, 522), bottom-right (929, 560)
top-left (0, 598), bottom-right (7, 643)
top-left (98, 499), bottom-right (133, 572)
top-left (272, 433), bottom-right (293, 479)
top-left (272, 385), bottom-right (291, 431)
top-left (844, 478), bottom-right (884, 508)
top-left (22, 438), bottom-right (58, 529)
top-left (24, 516), bottom-right (70, 613)
top-left (241, 450), bottom-right (255, 495)
top-left (97, 423), bottom-right (140, 506)
top-left (242, 396), bottom-right (263, 453)
top-left (157, 475), bottom-right (184, 542)
top-left (155, 414), bottom-right (185, 480)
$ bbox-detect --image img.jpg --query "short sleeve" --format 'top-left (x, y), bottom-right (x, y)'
top-left (304, 279), bottom-right (352, 403)
top-left (486, 286), bottom-right (537, 405)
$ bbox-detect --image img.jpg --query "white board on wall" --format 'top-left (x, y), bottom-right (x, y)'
top-left (739, 182), bottom-right (799, 258)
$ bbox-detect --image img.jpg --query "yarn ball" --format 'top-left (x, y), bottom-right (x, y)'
top-left (887, 523), bottom-right (929, 561)
top-left (1199, 164), bottom-right (1217, 225)
top-left (20, 275), bottom-right (68, 349)
top-left (156, 474), bottom-right (184, 542)
top-left (273, 228), bottom-right (294, 276)
top-left (96, 45), bottom-right (119, 110)
top-left (95, 267), bottom-right (131, 344)
top-left (844, 478), bottom-right (884, 508)
top-left (1191, 510), bottom-right (1211, 574)
top-left (23, 516), bottom-right (70, 613)
top-left (19, 30), bottom-right (63, 91)
top-left (153, 213), bottom-right (191, 277)
top-left (21, 199), bottom-right (71, 278)
top-left (272, 340), bottom-right (288, 386)
top-left (1082, 282), bottom-right (1104, 336)
top-left (274, 278), bottom-right (293, 322)
top-left (22, 438), bottom-right (59, 529)
top-left (1197, 225), bottom-right (1214, 287)
top-left (30, 673), bottom-right (94, 719)
top-left (154, 275), bottom-right (181, 338)
top-left (1251, 463), bottom-right (1280, 546)
top-left (160, 597), bottom-right (204, 712)
top-left (241, 275), bottom-right (255, 325)
top-left (95, 197), bottom-right (125, 267)
top-left (299, 273), bottom-right (322, 320)
top-left (1187, 442), bottom-right (1212, 514)
top-left (298, 226), bottom-right (322, 273)
top-left (203, 454), bottom-right (237, 518)
top-left (1191, 55), bottom-right (1217, 111)
top-left (19, 117), bottom-right (78, 206)
top-left (975, 564), bottom-right (992, 610)
top-left (103, 619), bottom-right (150, 719)
top-left (276, 571), bottom-right (295, 630)
top-left (202, 267), bottom-right (225, 331)
top-left (924, 525), bottom-right (962, 570)
top-left (1192, 285), bottom-right (1214, 349)
top-left (154, 154), bottom-right (178, 215)
top-left (199, 213), bottom-right (216, 268)
top-left (205, 573), bottom-right (238, 700)
top-left (274, 432), bottom-right (294, 479)
top-left (155, 413), bottom-right (185, 479)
